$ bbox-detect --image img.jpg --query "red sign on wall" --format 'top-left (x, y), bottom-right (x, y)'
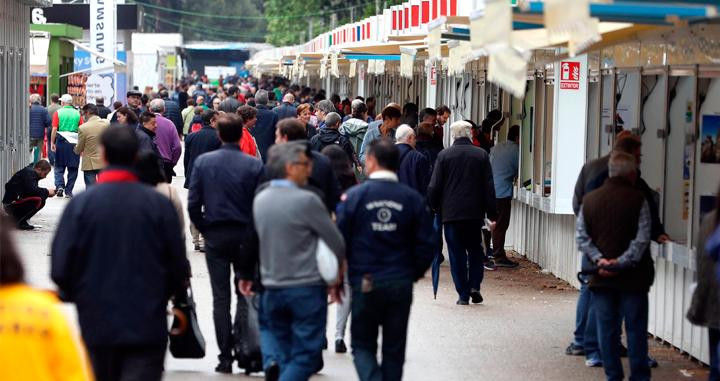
top-left (559, 61), bottom-right (580, 90)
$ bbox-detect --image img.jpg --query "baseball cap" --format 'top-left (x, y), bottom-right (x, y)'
top-left (127, 90), bottom-right (142, 98)
top-left (60, 94), bottom-right (73, 103)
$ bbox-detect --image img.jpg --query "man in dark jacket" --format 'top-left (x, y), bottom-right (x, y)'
top-left (567, 135), bottom-right (665, 369)
top-left (415, 121), bottom-right (443, 171)
top-left (2, 160), bottom-right (55, 229)
top-left (136, 112), bottom-right (162, 159)
top-left (427, 121), bottom-right (497, 305)
top-left (272, 93), bottom-right (297, 121)
top-left (310, 112), bottom-right (356, 166)
top-left (184, 109), bottom-right (221, 252)
top-left (275, 118), bottom-right (341, 212)
top-left (160, 90), bottom-right (184, 137)
top-left (219, 85), bottom-right (241, 114)
top-left (29, 94), bottom-right (51, 162)
top-left (51, 127), bottom-right (189, 380)
top-left (336, 139), bottom-right (435, 381)
top-left (395, 125), bottom-right (430, 196)
top-left (188, 114), bottom-right (265, 374)
top-left (251, 90), bottom-right (278, 162)
top-left (95, 96), bottom-right (111, 119)
top-left (576, 152), bottom-right (652, 381)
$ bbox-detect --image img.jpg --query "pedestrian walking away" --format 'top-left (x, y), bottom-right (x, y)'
top-left (51, 126), bottom-right (190, 381)
top-left (489, 125), bottom-right (520, 268)
top-left (241, 142), bottom-right (346, 381)
top-left (74, 103), bottom-right (110, 187)
top-left (28, 93), bottom-right (51, 163)
top-left (2, 160), bottom-right (56, 230)
top-left (50, 94), bottom-right (81, 198)
top-left (336, 138), bottom-right (435, 381)
top-left (395, 125), bottom-right (431, 196)
top-left (427, 121), bottom-right (497, 305)
top-left (187, 114), bottom-right (265, 374)
top-left (149, 98), bottom-right (183, 182)
top-left (251, 90), bottom-right (279, 162)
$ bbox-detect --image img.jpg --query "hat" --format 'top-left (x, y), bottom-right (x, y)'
top-left (127, 90), bottom-right (142, 98)
top-left (60, 94), bottom-right (73, 104)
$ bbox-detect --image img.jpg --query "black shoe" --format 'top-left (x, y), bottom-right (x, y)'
top-left (648, 356), bottom-right (658, 368)
top-left (565, 343), bottom-right (585, 356)
top-left (323, 337), bottom-right (328, 350)
top-left (17, 222), bottom-right (35, 231)
top-left (215, 360), bottom-right (233, 374)
top-left (194, 243), bottom-right (201, 252)
top-left (470, 291), bottom-right (483, 304)
top-left (456, 299), bottom-right (469, 305)
top-left (335, 339), bottom-right (347, 353)
top-left (314, 357), bottom-right (324, 373)
top-left (495, 257), bottom-right (519, 268)
top-left (56, 188), bottom-right (64, 198)
top-left (484, 260), bottom-right (496, 271)
top-left (264, 361), bottom-right (280, 381)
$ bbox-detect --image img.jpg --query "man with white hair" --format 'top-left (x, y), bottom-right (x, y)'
top-left (149, 98), bottom-right (182, 182)
top-left (29, 93), bottom-right (51, 162)
top-left (575, 151), bottom-right (652, 380)
top-left (272, 93), bottom-right (297, 121)
top-left (251, 89), bottom-right (279, 162)
top-left (427, 120), bottom-right (497, 305)
top-left (50, 94), bottom-right (81, 198)
top-left (314, 100), bottom-right (336, 129)
top-left (395, 124), bottom-right (431, 195)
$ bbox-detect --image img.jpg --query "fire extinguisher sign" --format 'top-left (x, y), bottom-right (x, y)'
top-left (559, 61), bottom-right (580, 90)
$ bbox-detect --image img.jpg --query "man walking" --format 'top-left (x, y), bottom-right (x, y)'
top-left (336, 139), bottom-right (435, 381)
top-left (184, 109), bottom-right (221, 252)
top-left (50, 94), bottom-right (81, 198)
top-left (310, 112), bottom-right (356, 165)
top-left (160, 90), bottom-right (184, 137)
top-left (359, 104), bottom-right (402, 165)
top-left (275, 118), bottom-right (341, 212)
top-left (188, 114), bottom-right (264, 374)
top-left (74, 104), bottom-right (109, 187)
top-left (489, 125), bottom-right (520, 268)
top-left (395, 125), bottom-right (431, 195)
top-left (46, 94), bottom-right (61, 165)
top-left (181, 99), bottom-right (196, 136)
top-left (314, 99), bottom-right (336, 130)
top-left (273, 93), bottom-right (297, 121)
top-left (576, 152), bottom-right (653, 381)
top-left (2, 160), bottom-right (55, 230)
top-left (51, 127), bottom-right (189, 380)
top-left (427, 121), bottom-right (497, 305)
top-left (251, 90), bottom-right (279, 162)
top-left (29, 94), bottom-right (51, 162)
top-left (149, 98), bottom-right (182, 182)
top-left (240, 142), bottom-right (345, 381)
top-left (95, 96), bottom-right (111, 119)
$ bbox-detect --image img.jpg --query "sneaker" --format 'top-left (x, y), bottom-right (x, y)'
top-left (456, 299), bottom-right (469, 305)
top-left (484, 260), bottom-right (496, 271)
top-left (585, 357), bottom-right (603, 367)
top-left (470, 290), bottom-right (483, 304)
top-left (494, 257), bottom-right (519, 268)
top-left (65, 193), bottom-right (73, 198)
top-left (56, 188), bottom-right (64, 198)
top-left (335, 339), bottom-right (347, 353)
top-left (265, 361), bottom-right (280, 381)
top-left (17, 222), bottom-right (35, 231)
top-left (215, 360), bottom-right (233, 374)
top-left (565, 343), bottom-right (585, 356)
top-left (648, 356), bottom-right (658, 368)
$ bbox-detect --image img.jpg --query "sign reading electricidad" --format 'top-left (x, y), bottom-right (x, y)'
top-left (90, 0), bottom-right (116, 71)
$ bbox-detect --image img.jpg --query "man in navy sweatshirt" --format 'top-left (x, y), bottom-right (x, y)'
top-left (336, 139), bottom-right (435, 381)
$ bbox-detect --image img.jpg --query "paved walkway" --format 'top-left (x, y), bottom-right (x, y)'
top-left (13, 166), bottom-right (710, 380)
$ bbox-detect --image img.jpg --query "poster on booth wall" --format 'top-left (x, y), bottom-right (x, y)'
top-left (67, 73), bottom-right (88, 106)
top-left (701, 114), bottom-right (720, 164)
top-left (85, 73), bottom-right (115, 106)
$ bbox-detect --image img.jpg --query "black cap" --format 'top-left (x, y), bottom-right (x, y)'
top-left (127, 90), bottom-right (142, 98)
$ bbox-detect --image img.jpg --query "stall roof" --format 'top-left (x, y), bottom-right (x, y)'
top-left (182, 41), bottom-right (273, 51)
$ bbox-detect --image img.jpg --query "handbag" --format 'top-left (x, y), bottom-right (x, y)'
top-left (169, 284), bottom-right (206, 359)
top-left (316, 237), bottom-right (339, 284)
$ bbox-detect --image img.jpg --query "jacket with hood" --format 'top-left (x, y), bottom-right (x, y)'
top-left (339, 118), bottom-right (368, 165)
top-left (310, 128), bottom-right (357, 166)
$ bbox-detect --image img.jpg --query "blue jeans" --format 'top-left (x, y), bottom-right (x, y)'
top-left (593, 288), bottom-right (650, 381)
top-left (351, 279), bottom-right (413, 381)
top-left (574, 282), bottom-right (600, 360)
top-left (84, 170), bottom-right (100, 187)
top-left (54, 164), bottom-right (78, 195)
top-left (444, 220), bottom-right (485, 301)
top-left (259, 285), bottom-right (327, 381)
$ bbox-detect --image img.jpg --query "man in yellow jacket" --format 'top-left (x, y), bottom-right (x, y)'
top-left (74, 104), bottom-right (109, 187)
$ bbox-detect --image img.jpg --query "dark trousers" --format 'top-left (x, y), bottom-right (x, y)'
top-left (84, 169), bottom-right (100, 187)
top-left (46, 126), bottom-right (55, 165)
top-left (3, 197), bottom-right (45, 225)
top-left (54, 164), bottom-right (78, 194)
top-left (351, 280), bottom-right (413, 381)
top-left (492, 197), bottom-right (512, 258)
top-left (593, 288), bottom-right (650, 381)
top-left (259, 285), bottom-right (327, 381)
top-left (204, 226), bottom-right (246, 363)
top-left (88, 345), bottom-right (165, 381)
top-left (710, 328), bottom-right (720, 381)
top-left (444, 220), bottom-right (485, 301)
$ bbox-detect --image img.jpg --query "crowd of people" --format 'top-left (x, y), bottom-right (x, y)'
top-left (3, 73), bottom-right (719, 381)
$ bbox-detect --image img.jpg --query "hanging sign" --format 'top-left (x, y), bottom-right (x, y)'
top-left (559, 61), bottom-right (581, 90)
top-left (349, 60), bottom-right (357, 78)
top-left (428, 17), bottom-right (445, 62)
top-left (400, 46), bottom-right (417, 79)
top-left (90, 0), bottom-right (115, 72)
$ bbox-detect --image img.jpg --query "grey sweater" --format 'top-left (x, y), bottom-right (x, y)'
top-left (253, 183), bottom-right (345, 288)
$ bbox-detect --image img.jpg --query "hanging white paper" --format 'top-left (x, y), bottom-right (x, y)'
top-left (330, 52), bottom-right (339, 78)
top-left (367, 59), bottom-right (377, 75)
top-left (487, 48), bottom-right (528, 98)
top-left (545, 0), bottom-right (600, 57)
top-left (375, 59), bottom-right (386, 75)
top-left (400, 47), bottom-right (417, 79)
top-left (349, 60), bottom-right (357, 78)
top-left (428, 17), bottom-right (445, 62)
